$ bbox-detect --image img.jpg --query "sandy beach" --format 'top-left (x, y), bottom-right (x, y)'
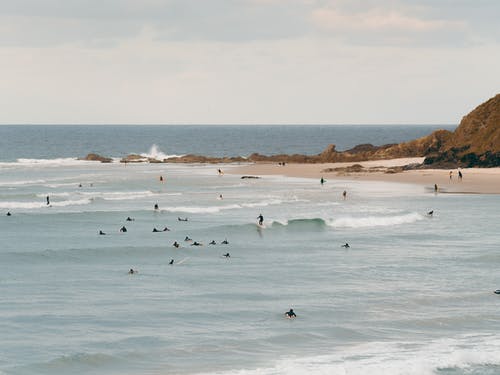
top-left (230, 157), bottom-right (500, 194)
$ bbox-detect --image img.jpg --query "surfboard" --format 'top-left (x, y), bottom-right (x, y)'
top-left (494, 290), bottom-right (500, 295)
top-left (176, 257), bottom-right (189, 265)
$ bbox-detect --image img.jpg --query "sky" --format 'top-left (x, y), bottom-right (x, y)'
top-left (1, 0), bottom-right (499, 125)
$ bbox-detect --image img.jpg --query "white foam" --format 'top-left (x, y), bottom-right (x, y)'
top-left (328, 212), bottom-right (423, 229)
top-left (140, 144), bottom-right (184, 161)
top-left (0, 198), bottom-right (91, 209)
top-left (16, 158), bottom-right (97, 166)
top-left (206, 335), bottom-right (500, 375)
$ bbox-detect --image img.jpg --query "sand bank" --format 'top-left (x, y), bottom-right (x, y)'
top-left (229, 157), bottom-right (500, 194)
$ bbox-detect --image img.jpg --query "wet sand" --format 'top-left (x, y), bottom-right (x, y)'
top-left (229, 158), bottom-right (500, 194)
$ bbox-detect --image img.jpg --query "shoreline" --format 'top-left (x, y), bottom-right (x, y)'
top-left (227, 157), bottom-right (500, 194)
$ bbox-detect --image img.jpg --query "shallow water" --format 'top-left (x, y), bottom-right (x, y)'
top-left (1, 157), bottom-right (499, 375)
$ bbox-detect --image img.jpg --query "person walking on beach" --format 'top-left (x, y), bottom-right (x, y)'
top-left (320, 177), bottom-right (325, 185)
top-left (458, 170), bottom-right (463, 181)
top-left (434, 184), bottom-right (438, 193)
top-left (449, 171), bottom-right (453, 180)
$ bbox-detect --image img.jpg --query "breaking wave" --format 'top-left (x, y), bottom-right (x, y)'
top-left (140, 144), bottom-right (184, 160)
top-left (328, 212), bottom-right (423, 228)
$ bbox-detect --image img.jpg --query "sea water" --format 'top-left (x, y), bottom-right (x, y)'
top-left (2, 125), bottom-right (500, 375)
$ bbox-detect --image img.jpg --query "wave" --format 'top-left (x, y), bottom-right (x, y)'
top-left (16, 158), bottom-right (98, 166)
top-left (269, 218), bottom-right (327, 228)
top-left (0, 199), bottom-right (91, 209)
top-left (207, 335), bottom-right (500, 375)
top-left (328, 212), bottom-right (423, 229)
top-left (140, 144), bottom-right (184, 160)
top-left (162, 198), bottom-right (292, 214)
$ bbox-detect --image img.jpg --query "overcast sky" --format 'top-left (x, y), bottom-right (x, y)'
top-left (1, 0), bottom-right (499, 124)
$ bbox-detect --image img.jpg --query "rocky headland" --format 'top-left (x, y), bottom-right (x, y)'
top-left (81, 94), bottom-right (500, 168)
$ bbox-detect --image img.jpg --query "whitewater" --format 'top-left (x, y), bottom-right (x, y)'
top-left (1, 126), bottom-right (500, 375)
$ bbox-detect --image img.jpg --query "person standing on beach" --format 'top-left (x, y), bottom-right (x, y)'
top-left (434, 184), bottom-right (438, 193)
top-left (320, 177), bottom-right (325, 185)
top-left (458, 170), bottom-right (463, 181)
top-left (342, 190), bottom-right (347, 200)
top-left (449, 171), bottom-right (453, 180)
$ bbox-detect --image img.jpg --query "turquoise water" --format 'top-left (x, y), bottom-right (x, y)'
top-left (2, 125), bottom-right (500, 375)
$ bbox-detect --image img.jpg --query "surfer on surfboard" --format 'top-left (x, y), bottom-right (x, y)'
top-left (257, 214), bottom-right (264, 226)
top-left (285, 309), bottom-right (296, 319)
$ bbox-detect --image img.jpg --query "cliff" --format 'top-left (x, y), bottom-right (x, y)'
top-left (424, 94), bottom-right (500, 167)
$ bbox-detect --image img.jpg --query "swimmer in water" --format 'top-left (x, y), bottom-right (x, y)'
top-left (6, 212), bottom-right (11, 216)
top-left (184, 236), bottom-right (192, 242)
top-left (221, 239), bottom-right (229, 245)
top-left (285, 309), bottom-right (296, 318)
top-left (120, 226), bottom-right (127, 233)
top-left (173, 241), bottom-right (180, 248)
top-left (152, 228), bottom-right (160, 232)
top-left (169, 259), bottom-right (174, 265)
top-left (128, 269), bottom-right (136, 274)
top-left (126, 217), bottom-right (134, 221)
top-left (46, 195), bottom-right (50, 205)
top-left (341, 243), bottom-right (350, 248)
top-left (154, 203), bottom-right (159, 210)
top-left (223, 253), bottom-right (230, 258)
top-left (209, 240), bottom-right (217, 245)
top-left (99, 230), bottom-right (106, 235)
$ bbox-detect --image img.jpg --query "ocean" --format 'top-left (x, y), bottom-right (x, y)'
top-left (2, 124), bottom-right (500, 375)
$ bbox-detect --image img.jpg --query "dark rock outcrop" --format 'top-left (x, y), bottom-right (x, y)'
top-left (80, 153), bottom-right (113, 163)
top-left (424, 94), bottom-right (500, 167)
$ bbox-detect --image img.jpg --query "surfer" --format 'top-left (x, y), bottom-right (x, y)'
top-left (126, 217), bottom-right (134, 221)
top-left (160, 175), bottom-right (164, 182)
top-left (434, 184), bottom-right (438, 193)
top-left (99, 230), bottom-right (106, 235)
top-left (178, 217), bottom-right (188, 222)
top-left (173, 241), bottom-right (180, 248)
top-left (320, 177), bottom-right (325, 185)
top-left (184, 236), bottom-right (192, 242)
top-left (191, 241), bottom-right (202, 246)
top-left (218, 168), bottom-right (224, 176)
top-left (285, 309), bottom-right (296, 318)
top-left (342, 190), bottom-right (347, 200)
top-left (169, 259), bottom-right (174, 265)
top-left (163, 227), bottom-right (170, 232)
top-left (209, 240), bottom-right (217, 245)
top-left (6, 212), bottom-right (11, 216)
top-left (257, 214), bottom-right (264, 226)
top-left (221, 239), bottom-right (229, 245)
top-left (223, 253), bottom-right (230, 258)
top-left (46, 195), bottom-right (50, 205)
top-left (341, 243), bottom-right (350, 248)
top-left (427, 210), bottom-right (434, 216)
top-left (128, 269), bottom-right (137, 274)
top-left (120, 226), bottom-right (127, 233)
top-left (153, 228), bottom-right (160, 232)
top-left (154, 203), bottom-right (159, 210)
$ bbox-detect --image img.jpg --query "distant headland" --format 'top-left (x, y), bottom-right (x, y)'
top-left (82, 93), bottom-right (500, 168)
